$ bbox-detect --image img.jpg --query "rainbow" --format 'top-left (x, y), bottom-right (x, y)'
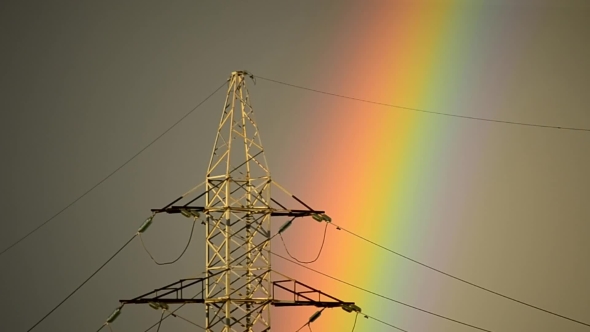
top-left (270, 2), bottom-right (511, 331)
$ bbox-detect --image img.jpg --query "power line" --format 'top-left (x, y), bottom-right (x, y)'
top-left (0, 81), bottom-right (227, 258)
top-left (363, 312), bottom-right (410, 332)
top-left (256, 75), bottom-right (590, 328)
top-left (255, 75), bottom-right (590, 133)
top-left (280, 222), bottom-right (328, 264)
top-left (27, 234), bottom-right (137, 331)
top-left (351, 312), bottom-right (360, 332)
top-left (166, 310), bottom-right (206, 330)
top-left (95, 322), bottom-right (107, 332)
top-left (142, 293), bottom-right (201, 332)
top-left (155, 311), bottom-right (165, 332)
top-left (345, 309), bottom-right (411, 332)
top-left (329, 222), bottom-right (590, 329)
top-left (139, 218), bottom-right (196, 265)
top-left (294, 308), bottom-right (325, 332)
top-left (295, 322), bottom-right (309, 332)
top-left (295, 318), bottom-right (312, 332)
top-left (271, 251), bottom-right (493, 332)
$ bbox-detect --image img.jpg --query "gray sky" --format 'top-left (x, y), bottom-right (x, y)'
top-left (1, 1), bottom-right (589, 332)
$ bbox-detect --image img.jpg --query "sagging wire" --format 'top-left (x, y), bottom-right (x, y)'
top-left (86, 207), bottom-right (233, 332)
top-left (280, 221), bottom-right (328, 264)
top-left (277, 212), bottom-right (332, 264)
top-left (90, 212), bottom-right (200, 332)
top-left (139, 233), bottom-right (278, 331)
top-left (138, 211), bottom-right (199, 265)
top-left (271, 179), bottom-right (333, 263)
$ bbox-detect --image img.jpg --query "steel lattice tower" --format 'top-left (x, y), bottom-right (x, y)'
top-left (205, 71), bottom-right (272, 331)
top-left (119, 71), bottom-right (358, 332)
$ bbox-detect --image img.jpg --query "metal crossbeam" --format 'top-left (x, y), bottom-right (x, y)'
top-left (120, 278), bottom-right (205, 304)
top-left (120, 276), bottom-right (354, 309)
top-left (150, 205), bottom-right (325, 218)
top-left (271, 277), bottom-right (355, 308)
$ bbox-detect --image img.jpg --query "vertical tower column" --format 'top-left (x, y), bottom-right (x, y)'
top-left (205, 71), bottom-right (272, 332)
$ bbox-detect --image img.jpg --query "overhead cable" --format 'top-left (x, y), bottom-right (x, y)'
top-left (329, 222), bottom-right (590, 329)
top-left (143, 290), bottom-right (204, 332)
top-left (295, 308), bottom-right (326, 332)
top-left (139, 228), bottom-right (279, 331)
top-left (255, 75), bottom-right (590, 132)
top-left (351, 312), bottom-right (360, 332)
top-left (363, 312), bottom-right (410, 332)
top-left (165, 310), bottom-right (205, 330)
top-left (280, 222), bottom-right (328, 264)
top-left (0, 81), bottom-right (227, 258)
top-left (271, 251), bottom-right (493, 332)
top-left (27, 235), bottom-right (137, 331)
top-left (155, 311), bottom-right (165, 332)
top-left (139, 217), bottom-right (197, 265)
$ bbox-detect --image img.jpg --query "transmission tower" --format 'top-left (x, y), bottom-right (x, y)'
top-left (204, 70), bottom-right (273, 331)
top-left (119, 71), bottom-right (359, 331)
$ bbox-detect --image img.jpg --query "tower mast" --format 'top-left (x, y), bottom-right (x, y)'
top-left (205, 71), bottom-right (272, 331)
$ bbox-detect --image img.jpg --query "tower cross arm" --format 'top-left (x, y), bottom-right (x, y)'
top-left (119, 278), bottom-right (206, 305)
top-left (149, 206), bottom-right (325, 217)
top-left (271, 277), bottom-right (355, 308)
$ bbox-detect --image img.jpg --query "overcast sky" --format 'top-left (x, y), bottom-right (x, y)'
top-left (1, 1), bottom-right (589, 332)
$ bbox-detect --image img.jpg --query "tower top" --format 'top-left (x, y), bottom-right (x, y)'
top-left (230, 70), bottom-right (254, 78)
top-left (207, 69), bottom-right (268, 183)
